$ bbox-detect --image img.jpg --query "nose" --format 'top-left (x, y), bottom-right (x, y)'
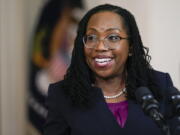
top-left (94, 39), bottom-right (108, 51)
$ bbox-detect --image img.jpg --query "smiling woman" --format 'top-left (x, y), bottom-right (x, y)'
top-left (44, 4), bottom-right (179, 135)
top-left (84, 11), bottom-right (129, 85)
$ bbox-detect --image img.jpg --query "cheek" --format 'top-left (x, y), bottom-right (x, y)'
top-left (115, 45), bottom-right (129, 60)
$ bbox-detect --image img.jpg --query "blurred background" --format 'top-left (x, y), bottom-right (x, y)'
top-left (0, 0), bottom-right (180, 135)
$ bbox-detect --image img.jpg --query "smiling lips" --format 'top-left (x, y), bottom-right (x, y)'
top-left (94, 56), bottom-right (114, 68)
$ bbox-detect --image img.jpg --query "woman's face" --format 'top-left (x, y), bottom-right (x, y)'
top-left (84, 11), bottom-right (130, 79)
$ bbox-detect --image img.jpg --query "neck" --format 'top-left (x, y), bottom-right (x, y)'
top-left (95, 75), bottom-right (125, 96)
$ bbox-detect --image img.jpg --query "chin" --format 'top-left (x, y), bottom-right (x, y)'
top-left (95, 72), bottom-right (116, 80)
top-left (94, 69), bottom-right (124, 80)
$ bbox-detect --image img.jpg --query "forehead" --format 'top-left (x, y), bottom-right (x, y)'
top-left (86, 11), bottom-right (126, 33)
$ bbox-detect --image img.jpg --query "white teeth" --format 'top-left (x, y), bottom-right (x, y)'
top-left (95, 58), bottom-right (111, 63)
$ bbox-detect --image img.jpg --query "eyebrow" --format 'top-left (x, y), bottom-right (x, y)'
top-left (87, 27), bottom-right (122, 32)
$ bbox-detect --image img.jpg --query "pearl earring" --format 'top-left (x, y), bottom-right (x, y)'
top-left (128, 53), bottom-right (132, 56)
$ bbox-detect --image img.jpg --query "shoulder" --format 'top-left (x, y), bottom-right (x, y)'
top-left (46, 80), bottom-right (70, 110)
top-left (152, 69), bottom-right (173, 88)
top-left (48, 80), bottom-right (65, 98)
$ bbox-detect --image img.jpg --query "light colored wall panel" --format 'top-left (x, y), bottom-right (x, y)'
top-left (147, 0), bottom-right (180, 89)
top-left (0, 0), bottom-right (27, 135)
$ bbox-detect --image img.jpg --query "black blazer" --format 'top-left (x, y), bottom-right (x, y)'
top-left (44, 71), bottom-right (178, 135)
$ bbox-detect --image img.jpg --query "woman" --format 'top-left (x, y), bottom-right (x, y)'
top-left (44, 4), bottom-right (177, 135)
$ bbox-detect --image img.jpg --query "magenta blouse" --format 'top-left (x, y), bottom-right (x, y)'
top-left (107, 100), bottom-right (128, 128)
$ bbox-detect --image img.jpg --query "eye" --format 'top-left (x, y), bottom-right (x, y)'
top-left (107, 34), bottom-right (121, 42)
top-left (85, 35), bottom-right (98, 42)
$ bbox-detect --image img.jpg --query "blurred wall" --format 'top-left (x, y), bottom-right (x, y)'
top-left (0, 0), bottom-right (44, 135)
top-left (0, 0), bottom-right (26, 135)
top-left (0, 0), bottom-right (180, 135)
top-left (147, 1), bottom-right (180, 88)
top-left (24, 0), bottom-right (44, 45)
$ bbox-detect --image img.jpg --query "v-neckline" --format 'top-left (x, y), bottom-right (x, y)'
top-left (95, 87), bottom-right (133, 130)
top-left (92, 87), bottom-right (164, 135)
top-left (102, 98), bottom-right (131, 130)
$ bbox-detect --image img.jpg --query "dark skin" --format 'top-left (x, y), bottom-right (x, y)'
top-left (84, 11), bottom-right (130, 103)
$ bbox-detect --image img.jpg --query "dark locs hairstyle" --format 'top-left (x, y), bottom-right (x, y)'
top-left (62, 4), bottom-right (159, 107)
